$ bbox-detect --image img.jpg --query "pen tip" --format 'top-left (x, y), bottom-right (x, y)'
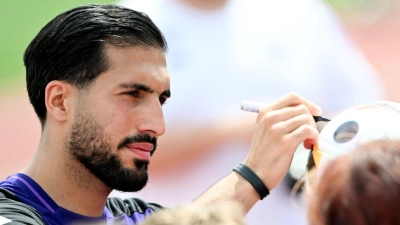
top-left (314, 116), bottom-right (331, 122)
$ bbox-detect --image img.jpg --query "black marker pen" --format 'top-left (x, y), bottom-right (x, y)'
top-left (240, 100), bottom-right (330, 123)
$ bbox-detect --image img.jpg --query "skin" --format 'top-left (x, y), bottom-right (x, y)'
top-left (193, 93), bottom-right (321, 210)
top-left (22, 43), bottom-right (321, 217)
top-left (23, 44), bottom-right (170, 216)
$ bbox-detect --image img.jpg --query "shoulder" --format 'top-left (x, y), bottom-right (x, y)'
top-left (0, 188), bottom-right (45, 225)
top-left (106, 197), bottom-right (164, 217)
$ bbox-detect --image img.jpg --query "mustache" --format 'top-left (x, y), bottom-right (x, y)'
top-left (117, 133), bottom-right (157, 155)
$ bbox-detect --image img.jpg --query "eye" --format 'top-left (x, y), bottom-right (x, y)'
top-left (159, 96), bottom-right (168, 105)
top-left (125, 90), bottom-right (140, 98)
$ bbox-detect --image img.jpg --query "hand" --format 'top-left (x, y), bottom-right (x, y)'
top-left (243, 93), bottom-right (321, 191)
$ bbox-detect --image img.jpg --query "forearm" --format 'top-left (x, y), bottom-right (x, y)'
top-left (192, 172), bottom-right (260, 213)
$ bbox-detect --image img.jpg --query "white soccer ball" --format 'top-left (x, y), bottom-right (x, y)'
top-left (311, 101), bottom-right (400, 168)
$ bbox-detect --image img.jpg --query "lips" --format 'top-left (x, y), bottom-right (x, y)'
top-left (125, 143), bottom-right (154, 160)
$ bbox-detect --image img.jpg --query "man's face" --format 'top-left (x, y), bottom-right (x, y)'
top-left (67, 44), bottom-right (170, 192)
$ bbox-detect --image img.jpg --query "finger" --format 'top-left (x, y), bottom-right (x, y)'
top-left (303, 139), bottom-right (316, 149)
top-left (260, 104), bottom-right (316, 128)
top-left (263, 92), bottom-right (323, 116)
top-left (273, 113), bottom-right (317, 136)
top-left (286, 124), bottom-right (319, 150)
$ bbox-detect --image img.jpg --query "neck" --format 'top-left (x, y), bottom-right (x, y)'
top-left (23, 136), bottom-right (111, 217)
top-left (180, 0), bottom-right (228, 10)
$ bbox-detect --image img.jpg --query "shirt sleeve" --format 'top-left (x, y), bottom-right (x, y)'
top-left (106, 197), bottom-right (163, 217)
top-left (0, 188), bottom-right (46, 225)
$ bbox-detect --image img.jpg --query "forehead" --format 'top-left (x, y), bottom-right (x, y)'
top-left (97, 44), bottom-right (170, 92)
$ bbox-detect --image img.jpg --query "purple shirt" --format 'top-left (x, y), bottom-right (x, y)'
top-left (0, 173), bottom-right (159, 225)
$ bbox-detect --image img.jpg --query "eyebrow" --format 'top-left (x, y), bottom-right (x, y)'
top-left (120, 83), bottom-right (171, 98)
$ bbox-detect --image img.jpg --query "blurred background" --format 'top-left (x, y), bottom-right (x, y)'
top-left (0, 0), bottom-right (399, 206)
top-left (326, 0), bottom-right (400, 102)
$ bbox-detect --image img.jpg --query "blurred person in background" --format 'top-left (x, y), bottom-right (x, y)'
top-left (116, 0), bottom-right (384, 224)
top-left (307, 140), bottom-right (400, 225)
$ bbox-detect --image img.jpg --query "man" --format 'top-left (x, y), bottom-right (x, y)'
top-left (0, 4), bottom-right (321, 224)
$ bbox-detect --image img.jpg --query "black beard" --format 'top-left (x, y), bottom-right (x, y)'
top-left (68, 112), bottom-right (157, 192)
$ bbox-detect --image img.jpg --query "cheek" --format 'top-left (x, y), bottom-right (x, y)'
top-left (103, 107), bottom-right (137, 137)
top-left (97, 99), bottom-right (147, 139)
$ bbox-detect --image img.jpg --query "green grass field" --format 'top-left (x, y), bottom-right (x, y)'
top-left (0, 0), bottom-right (116, 93)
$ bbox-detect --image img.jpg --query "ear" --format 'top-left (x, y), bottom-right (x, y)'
top-left (45, 81), bottom-right (75, 123)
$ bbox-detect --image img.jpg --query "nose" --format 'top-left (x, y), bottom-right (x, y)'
top-left (137, 98), bottom-right (166, 136)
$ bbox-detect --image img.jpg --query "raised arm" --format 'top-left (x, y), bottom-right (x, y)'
top-left (193, 93), bottom-right (321, 212)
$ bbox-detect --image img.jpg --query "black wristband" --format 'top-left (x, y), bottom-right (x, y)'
top-left (233, 163), bottom-right (270, 200)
